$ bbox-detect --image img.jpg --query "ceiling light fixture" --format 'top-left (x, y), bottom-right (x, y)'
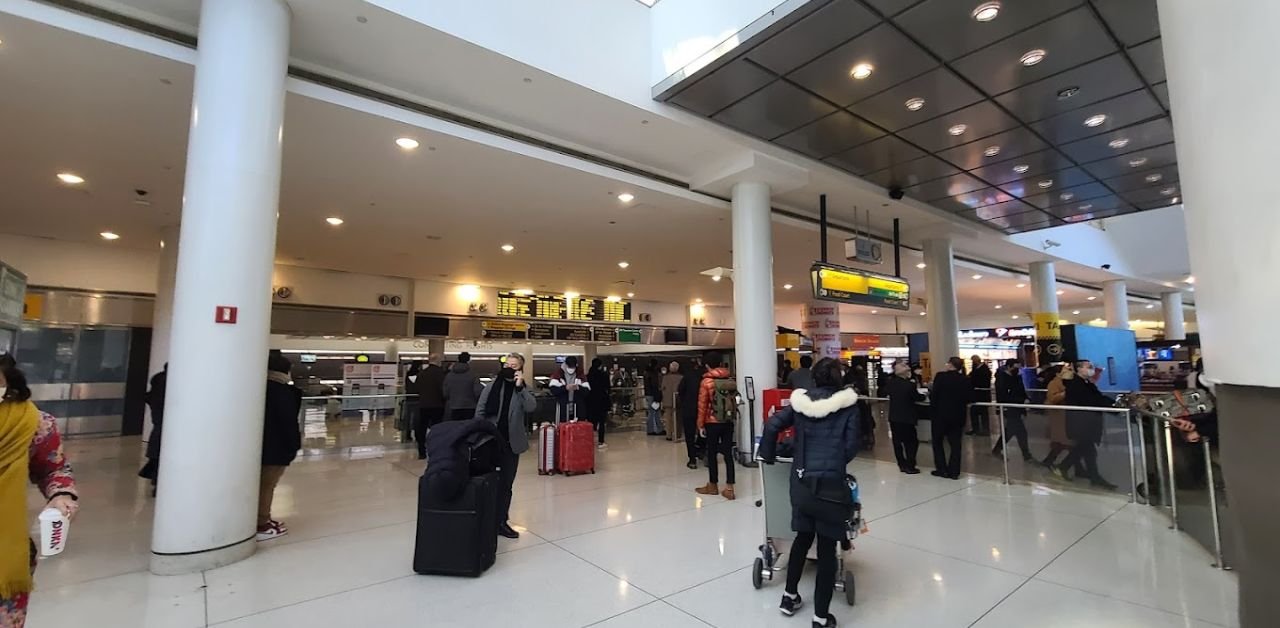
top-left (1171, 196), bottom-right (1181, 204)
top-left (1056, 86), bottom-right (1080, 100)
top-left (1160, 187), bottom-right (1177, 196)
top-left (1012, 164), bottom-right (1030, 174)
top-left (99, 231), bottom-right (120, 241)
top-left (565, 291), bottom-right (581, 299)
top-left (1087, 296), bottom-right (1098, 301)
top-left (1060, 192), bottom-right (1075, 201)
top-left (501, 244), bottom-right (515, 253)
top-left (1057, 289), bottom-right (1066, 295)
top-left (1078, 203), bottom-right (1094, 211)
top-left (994, 305), bottom-right (1003, 309)
top-left (1083, 114), bottom-right (1108, 127)
top-left (870, 309), bottom-right (879, 314)
top-left (916, 262), bottom-right (927, 269)
top-left (395, 137), bottom-right (420, 150)
top-left (1109, 138), bottom-right (1131, 150)
top-left (1038, 180), bottom-right (1054, 189)
top-left (1185, 275), bottom-right (1195, 284)
top-left (1146, 303), bottom-right (1156, 309)
top-left (783, 284), bottom-right (793, 290)
top-left (617, 193), bottom-right (635, 203)
top-left (626, 292), bottom-right (635, 298)
top-left (606, 296), bottom-right (623, 303)
top-left (711, 275), bottom-right (722, 282)
top-left (1129, 157), bottom-right (1149, 168)
top-left (1072, 310), bottom-right (1081, 315)
top-left (920, 311), bottom-right (927, 316)
top-left (972, 2), bottom-right (1001, 22)
top-left (850, 63), bottom-right (874, 80)
top-left (983, 145), bottom-right (1001, 157)
top-left (618, 261), bottom-right (630, 269)
top-left (972, 274), bottom-right (983, 280)
top-left (905, 97), bottom-right (926, 111)
top-left (325, 217), bottom-right (344, 226)
top-left (1145, 173), bottom-right (1163, 183)
top-left (1020, 49), bottom-right (1047, 67)
top-left (1011, 315), bottom-right (1020, 319)
top-left (56, 173), bottom-right (85, 185)
top-left (695, 298), bottom-right (703, 304)
top-left (948, 124), bottom-right (968, 136)
top-left (1016, 283), bottom-right (1026, 288)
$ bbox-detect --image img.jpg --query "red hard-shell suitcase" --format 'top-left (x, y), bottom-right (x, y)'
top-left (556, 421), bottom-right (596, 476)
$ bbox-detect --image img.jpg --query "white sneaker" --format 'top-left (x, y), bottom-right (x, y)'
top-left (256, 520), bottom-right (288, 541)
top-left (597, 443), bottom-right (608, 450)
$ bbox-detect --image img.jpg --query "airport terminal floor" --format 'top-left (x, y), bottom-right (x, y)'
top-left (26, 431), bottom-right (1236, 628)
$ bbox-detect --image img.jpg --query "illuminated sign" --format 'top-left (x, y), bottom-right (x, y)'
top-left (496, 291), bottom-right (631, 322)
top-left (810, 263), bottom-right (910, 310)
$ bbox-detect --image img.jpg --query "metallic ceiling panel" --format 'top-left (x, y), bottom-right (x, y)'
top-left (997, 167), bottom-right (1097, 198)
top-left (1021, 181), bottom-right (1114, 210)
top-left (933, 187), bottom-right (1018, 213)
top-left (1120, 183), bottom-right (1181, 207)
top-left (1058, 116), bottom-right (1174, 163)
top-left (712, 80), bottom-right (838, 140)
top-left (961, 199), bottom-right (1039, 221)
top-left (748, 0), bottom-right (881, 75)
top-left (1044, 193), bottom-right (1129, 219)
top-left (775, 110), bottom-right (885, 158)
top-left (787, 23), bottom-right (938, 107)
top-left (846, 67), bottom-right (983, 131)
top-left (935, 127), bottom-right (1049, 170)
top-left (982, 209), bottom-right (1060, 230)
top-left (994, 53), bottom-right (1143, 123)
top-left (824, 134), bottom-right (924, 175)
top-left (968, 149), bottom-right (1074, 185)
top-left (862, 0), bottom-right (926, 18)
top-left (1104, 163), bottom-right (1179, 192)
top-left (861, 154), bottom-right (961, 188)
top-left (896, 100), bottom-right (1020, 152)
top-left (1152, 82), bottom-right (1170, 109)
top-left (1081, 141), bottom-right (1177, 180)
top-left (668, 60), bottom-right (776, 117)
top-left (894, 0), bottom-right (1083, 61)
top-left (1062, 207), bottom-right (1125, 224)
top-left (1092, 0), bottom-right (1161, 46)
top-left (903, 173), bottom-right (987, 200)
top-left (951, 7), bottom-right (1117, 96)
top-left (1127, 38), bottom-right (1166, 84)
top-left (1029, 88), bottom-right (1163, 144)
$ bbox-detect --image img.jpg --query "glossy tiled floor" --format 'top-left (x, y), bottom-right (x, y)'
top-left (24, 430), bottom-right (1237, 627)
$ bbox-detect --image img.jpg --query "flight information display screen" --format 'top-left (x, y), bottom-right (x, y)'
top-left (810, 262), bottom-right (910, 310)
top-left (497, 291), bottom-right (630, 322)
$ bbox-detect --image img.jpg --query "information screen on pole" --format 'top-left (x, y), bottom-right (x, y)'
top-left (810, 262), bottom-right (910, 310)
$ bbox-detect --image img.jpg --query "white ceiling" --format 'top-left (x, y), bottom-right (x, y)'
top-left (0, 5), bottom-right (1188, 328)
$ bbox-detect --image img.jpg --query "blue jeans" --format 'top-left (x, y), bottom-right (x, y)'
top-left (645, 396), bottom-right (663, 433)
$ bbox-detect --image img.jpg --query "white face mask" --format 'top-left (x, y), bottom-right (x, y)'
top-left (1079, 367), bottom-right (1094, 378)
top-left (0, 387), bottom-right (6, 400)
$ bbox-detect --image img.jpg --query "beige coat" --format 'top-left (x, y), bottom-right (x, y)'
top-left (1046, 376), bottom-right (1072, 445)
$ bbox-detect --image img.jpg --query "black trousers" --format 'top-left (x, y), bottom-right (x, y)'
top-left (932, 420), bottom-right (965, 477)
top-left (414, 406), bottom-right (444, 456)
top-left (993, 409), bottom-right (1030, 458)
top-left (1059, 440), bottom-right (1102, 481)
top-left (785, 530), bottom-right (837, 618)
top-left (681, 410), bottom-right (699, 462)
top-left (704, 423), bottom-right (736, 485)
top-left (450, 408), bottom-right (474, 422)
top-left (890, 421), bottom-right (919, 470)
top-left (498, 450), bottom-right (520, 525)
top-left (969, 405), bottom-right (989, 434)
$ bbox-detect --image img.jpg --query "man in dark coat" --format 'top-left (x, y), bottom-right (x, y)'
top-left (411, 354), bottom-right (447, 459)
top-left (1057, 360), bottom-right (1118, 489)
top-left (586, 358), bottom-right (612, 448)
top-left (259, 351), bottom-right (303, 540)
top-left (993, 359), bottom-right (1033, 460)
top-left (443, 352), bottom-right (483, 421)
top-left (677, 357), bottom-right (706, 469)
top-left (138, 364), bottom-right (166, 494)
top-left (930, 357), bottom-right (973, 479)
top-left (884, 360), bottom-right (924, 474)
top-left (967, 355), bottom-right (993, 435)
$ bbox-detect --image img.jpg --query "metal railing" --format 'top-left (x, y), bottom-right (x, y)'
top-left (1138, 409), bottom-right (1230, 570)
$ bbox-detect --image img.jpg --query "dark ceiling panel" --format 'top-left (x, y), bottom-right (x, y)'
top-left (997, 167), bottom-right (1097, 198)
top-left (935, 127), bottom-right (1049, 170)
top-left (1120, 183), bottom-right (1181, 207)
top-left (896, 100), bottom-right (1020, 152)
top-left (824, 134), bottom-right (924, 175)
top-left (951, 7), bottom-right (1117, 96)
top-left (994, 53), bottom-right (1143, 123)
top-left (1021, 181), bottom-right (1114, 210)
top-left (861, 154), bottom-right (960, 188)
top-left (1058, 116), bottom-right (1174, 163)
top-left (969, 149), bottom-right (1074, 185)
top-left (862, 0), bottom-right (926, 18)
top-left (1104, 163), bottom-right (1179, 192)
top-left (1152, 82), bottom-right (1170, 109)
top-left (1128, 38), bottom-right (1166, 84)
top-left (748, 0), bottom-right (881, 75)
top-left (712, 80), bottom-right (838, 139)
top-left (1029, 88), bottom-right (1163, 144)
top-left (1052, 194), bottom-right (1130, 219)
top-left (787, 23), bottom-right (938, 107)
top-left (1081, 142), bottom-right (1177, 180)
top-left (1092, 0), bottom-right (1162, 46)
top-left (894, 0), bottom-right (1083, 61)
top-left (775, 110), bottom-right (885, 159)
top-left (982, 209), bottom-right (1060, 231)
top-left (1062, 207), bottom-right (1125, 224)
top-left (846, 67), bottom-right (984, 131)
top-left (668, 60), bottom-right (776, 117)
top-left (903, 173), bottom-right (987, 200)
top-left (962, 200), bottom-right (1039, 221)
top-left (932, 186), bottom-right (1018, 213)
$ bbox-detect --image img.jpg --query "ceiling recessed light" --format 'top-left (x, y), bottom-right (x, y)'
top-left (1072, 310), bottom-right (1081, 315)
top-left (1020, 49), bottom-right (1047, 66)
top-left (1146, 303), bottom-right (1156, 309)
top-left (1128, 157), bottom-right (1149, 168)
top-left (395, 137), bottom-right (419, 150)
top-left (1145, 173), bottom-right (1163, 183)
top-left (1056, 86), bottom-right (1080, 100)
top-left (694, 298), bottom-right (703, 303)
top-left (1038, 179), bottom-right (1054, 189)
top-left (972, 2), bottom-right (1001, 22)
top-left (1056, 289), bottom-right (1066, 295)
top-left (1060, 192), bottom-right (1075, 201)
top-left (983, 145), bottom-right (1001, 157)
top-left (1015, 283), bottom-right (1026, 288)
top-left (606, 295), bottom-right (622, 303)
top-left (948, 124), bottom-right (968, 136)
top-left (916, 262), bottom-right (927, 269)
top-left (1171, 196), bottom-right (1181, 204)
top-left (905, 97), bottom-right (926, 111)
top-left (1078, 203), bottom-right (1094, 211)
top-left (1109, 138), bottom-right (1131, 150)
top-left (1087, 296), bottom-right (1098, 301)
top-left (626, 292), bottom-right (635, 298)
top-left (1083, 114), bottom-right (1108, 127)
top-left (972, 274), bottom-right (983, 280)
top-left (56, 173), bottom-right (85, 185)
top-left (565, 291), bottom-right (580, 299)
top-left (783, 283), bottom-right (793, 290)
top-left (1011, 315), bottom-right (1020, 319)
top-left (1185, 275), bottom-right (1195, 284)
top-left (994, 304), bottom-right (1003, 309)
top-left (501, 244), bottom-right (515, 252)
top-left (99, 231), bottom-right (120, 241)
top-left (325, 217), bottom-right (344, 226)
top-left (870, 309), bottom-right (878, 314)
top-left (1160, 187), bottom-right (1177, 196)
top-left (850, 63), bottom-right (874, 80)
top-left (618, 261), bottom-right (630, 269)
top-left (1012, 164), bottom-right (1030, 174)
top-left (617, 193), bottom-right (635, 203)
top-left (920, 311), bottom-right (927, 316)
top-left (711, 275), bottom-right (722, 282)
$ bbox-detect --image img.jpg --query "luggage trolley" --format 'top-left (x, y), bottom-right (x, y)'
top-left (751, 455), bottom-right (864, 606)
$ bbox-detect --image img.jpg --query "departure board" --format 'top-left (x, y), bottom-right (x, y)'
top-left (495, 291), bottom-right (630, 322)
top-left (534, 295), bottom-right (564, 319)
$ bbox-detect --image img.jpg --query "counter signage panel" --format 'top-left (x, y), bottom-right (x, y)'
top-left (555, 324), bottom-right (593, 342)
top-left (481, 320), bottom-right (531, 340)
top-left (618, 328), bottom-right (644, 344)
top-left (809, 262), bottom-right (909, 310)
top-left (528, 323), bottom-right (556, 340)
top-left (593, 327), bottom-right (618, 343)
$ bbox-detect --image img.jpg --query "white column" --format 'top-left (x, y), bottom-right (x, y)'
top-left (731, 181), bottom-right (777, 451)
top-left (151, 0), bottom-right (290, 575)
top-left (385, 341), bottom-right (400, 365)
top-left (143, 225), bottom-right (179, 442)
top-left (583, 344), bottom-right (598, 369)
top-left (804, 302), bottom-right (842, 361)
top-left (1161, 292), bottom-right (1186, 341)
top-left (1102, 280), bottom-right (1129, 330)
top-left (1028, 261), bottom-right (1064, 363)
top-left (922, 238), bottom-right (960, 367)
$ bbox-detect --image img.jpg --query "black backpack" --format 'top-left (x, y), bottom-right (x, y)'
top-left (464, 432), bottom-right (502, 476)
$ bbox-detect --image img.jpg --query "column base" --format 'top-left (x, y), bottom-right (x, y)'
top-left (150, 535), bottom-right (256, 575)
top-left (1216, 384), bottom-right (1280, 628)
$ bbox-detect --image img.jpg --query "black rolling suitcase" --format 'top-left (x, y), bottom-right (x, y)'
top-left (413, 472), bottom-right (499, 577)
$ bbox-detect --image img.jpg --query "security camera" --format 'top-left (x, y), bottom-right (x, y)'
top-left (888, 185), bottom-right (905, 200)
top-left (134, 189), bottom-right (149, 197)
top-left (1101, 263), bottom-right (1112, 270)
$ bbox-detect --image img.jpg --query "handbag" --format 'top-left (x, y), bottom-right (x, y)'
top-left (789, 416), bottom-right (854, 522)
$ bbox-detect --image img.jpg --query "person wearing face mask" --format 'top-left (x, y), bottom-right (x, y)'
top-left (475, 354), bottom-right (537, 539)
top-left (549, 356), bottom-right (591, 422)
top-left (884, 360), bottom-right (924, 474)
top-left (1056, 360), bottom-right (1118, 489)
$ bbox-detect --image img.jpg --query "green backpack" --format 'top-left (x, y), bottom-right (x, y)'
top-left (712, 379), bottom-right (739, 423)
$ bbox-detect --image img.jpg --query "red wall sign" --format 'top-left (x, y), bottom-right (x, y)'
top-left (214, 306), bottom-right (238, 324)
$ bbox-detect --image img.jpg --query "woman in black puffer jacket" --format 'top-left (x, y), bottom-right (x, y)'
top-left (760, 358), bottom-right (859, 628)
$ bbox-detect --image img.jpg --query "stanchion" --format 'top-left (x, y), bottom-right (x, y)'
top-left (1152, 415), bottom-right (1170, 512)
top-left (1202, 438), bottom-right (1229, 570)
top-left (1164, 421), bottom-right (1179, 531)
top-left (1125, 409), bottom-right (1138, 504)
top-left (999, 405), bottom-right (1010, 485)
top-left (1135, 414), bottom-right (1150, 505)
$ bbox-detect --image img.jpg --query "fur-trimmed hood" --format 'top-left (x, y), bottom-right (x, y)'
top-left (790, 387), bottom-right (859, 419)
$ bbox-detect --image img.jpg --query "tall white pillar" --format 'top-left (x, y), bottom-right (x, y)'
top-left (1161, 1), bottom-right (1280, 621)
top-left (385, 341), bottom-right (400, 365)
top-left (804, 302), bottom-right (842, 361)
top-left (583, 344), bottom-right (598, 369)
top-left (731, 181), bottom-right (777, 451)
top-left (143, 225), bottom-right (179, 442)
top-left (1028, 261), bottom-right (1064, 363)
top-left (922, 238), bottom-right (960, 368)
top-left (1102, 280), bottom-right (1129, 330)
top-left (1161, 292), bottom-right (1186, 341)
top-left (151, 0), bottom-right (290, 575)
